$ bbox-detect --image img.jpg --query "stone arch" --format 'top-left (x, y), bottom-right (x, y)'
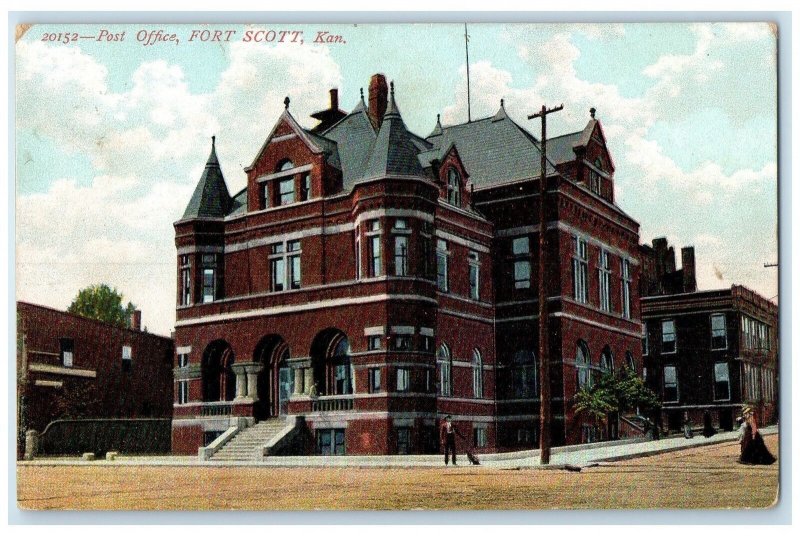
top-left (310, 328), bottom-right (352, 396)
top-left (253, 335), bottom-right (291, 418)
top-left (202, 340), bottom-right (235, 402)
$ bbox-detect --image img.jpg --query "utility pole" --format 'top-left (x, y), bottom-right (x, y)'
top-left (464, 23), bottom-right (471, 123)
top-left (528, 103), bottom-right (563, 465)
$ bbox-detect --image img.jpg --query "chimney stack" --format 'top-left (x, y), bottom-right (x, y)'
top-left (368, 73), bottom-right (389, 129)
top-left (329, 88), bottom-right (339, 111)
top-left (131, 309), bottom-right (142, 331)
top-left (681, 247), bottom-right (697, 292)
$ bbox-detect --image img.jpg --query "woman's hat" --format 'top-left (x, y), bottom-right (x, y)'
top-left (742, 405), bottom-right (753, 416)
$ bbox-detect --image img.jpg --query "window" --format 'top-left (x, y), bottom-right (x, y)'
top-left (589, 169), bottom-right (601, 195)
top-left (355, 229), bottom-right (361, 280)
top-left (572, 236), bottom-right (588, 303)
top-left (316, 429), bottom-right (345, 455)
top-left (642, 324), bottom-right (649, 355)
top-left (511, 350), bottom-right (537, 398)
top-left (437, 344), bottom-right (452, 396)
top-left (279, 160), bottom-right (294, 172)
top-left (122, 345), bottom-right (132, 372)
top-left (446, 167), bottom-right (461, 207)
top-left (576, 341), bottom-right (591, 389)
top-left (420, 235), bottom-right (433, 279)
top-left (711, 314), bottom-right (727, 349)
top-left (368, 368), bottom-right (381, 393)
top-left (624, 351), bottom-right (635, 372)
top-left (270, 243), bottom-right (286, 291)
top-left (59, 338), bottom-right (74, 368)
top-left (472, 350), bottom-right (483, 398)
top-left (278, 178), bottom-right (295, 205)
top-left (473, 426), bottom-right (487, 448)
top-left (367, 335), bottom-right (382, 351)
top-left (621, 258), bottom-right (632, 319)
top-left (367, 220), bottom-right (382, 277)
top-left (332, 338), bottom-right (353, 395)
top-left (468, 250), bottom-right (480, 300)
top-left (178, 353), bottom-right (189, 368)
top-left (421, 335), bottom-right (434, 353)
top-left (394, 218), bottom-right (408, 230)
top-left (288, 241), bottom-right (301, 289)
top-left (177, 381), bottom-right (189, 404)
top-left (663, 365), bottom-right (679, 402)
top-left (512, 237), bottom-right (531, 289)
top-left (600, 346), bottom-right (613, 374)
top-left (436, 239), bottom-right (449, 292)
top-left (396, 368), bottom-right (410, 392)
top-left (394, 335), bottom-right (412, 351)
top-left (180, 255), bottom-right (191, 306)
top-left (394, 236), bottom-right (409, 276)
top-left (299, 173), bottom-right (311, 201)
top-left (518, 428), bottom-right (538, 446)
top-left (201, 254), bottom-right (217, 303)
top-left (396, 427), bottom-right (411, 454)
top-left (270, 241), bottom-right (301, 291)
top-left (260, 182), bottom-right (270, 210)
top-left (662, 319), bottom-right (676, 353)
top-left (598, 249), bottom-right (611, 312)
top-left (713, 362), bottom-right (730, 401)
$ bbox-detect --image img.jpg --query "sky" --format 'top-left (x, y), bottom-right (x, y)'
top-left (14, 22), bottom-right (778, 336)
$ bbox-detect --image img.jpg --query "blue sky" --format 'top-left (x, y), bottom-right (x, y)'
top-left (15, 22), bottom-right (778, 334)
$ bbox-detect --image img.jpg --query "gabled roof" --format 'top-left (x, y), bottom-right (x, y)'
top-left (320, 97), bottom-right (378, 191)
top-left (181, 137), bottom-right (232, 220)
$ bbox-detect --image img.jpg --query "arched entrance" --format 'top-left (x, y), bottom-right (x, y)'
top-left (253, 335), bottom-right (291, 420)
top-left (310, 329), bottom-right (352, 396)
top-left (202, 340), bottom-right (235, 402)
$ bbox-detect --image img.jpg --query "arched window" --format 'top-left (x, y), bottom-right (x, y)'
top-left (446, 168), bottom-right (461, 207)
top-left (512, 349), bottom-right (537, 398)
top-left (625, 351), bottom-right (635, 372)
top-left (472, 349), bottom-right (483, 398)
top-left (600, 345), bottom-right (614, 374)
top-left (332, 336), bottom-right (353, 395)
top-left (576, 341), bottom-right (591, 389)
top-left (278, 159), bottom-right (295, 172)
top-left (437, 344), bottom-right (452, 397)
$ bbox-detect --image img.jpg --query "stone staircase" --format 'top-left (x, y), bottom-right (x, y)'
top-left (211, 418), bottom-right (288, 461)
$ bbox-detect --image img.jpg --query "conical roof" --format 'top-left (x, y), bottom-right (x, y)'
top-left (181, 136), bottom-right (232, 219)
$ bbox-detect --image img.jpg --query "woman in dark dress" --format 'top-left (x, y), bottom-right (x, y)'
top-left (701, 410), bottom-right (716, 438)
top-left (739, 406), bottom-right (776, 465)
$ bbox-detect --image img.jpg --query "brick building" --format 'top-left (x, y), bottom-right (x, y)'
top-left (172, 74), bottom-right (644, 457)
top-left (640, 240), bottom-right (778, 432)
top-left (16, 301), bottom-right (175, 457)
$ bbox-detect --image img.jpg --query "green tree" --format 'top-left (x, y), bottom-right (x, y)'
top-left (574, 369), bottom-right (660, 427)
top-left (68, 284), bottom-right (136, 328)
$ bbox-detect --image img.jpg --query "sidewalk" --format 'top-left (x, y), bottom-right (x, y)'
top-left (18, 426), bottom-right (777, 469)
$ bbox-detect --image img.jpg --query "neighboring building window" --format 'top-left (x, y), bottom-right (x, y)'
top-left (472, 349), bottom-right (483, 398)
top-left (468, 250), bottom-right (480, 300)
top-left (663, 365), bottom-right (679, 402)
top-left (713, 362), bottom-right (730, 401)
top-left (711, 314), bottom-right (727, 349)
top-left (396, 368), bottom-right (411, 392)
top-left (473, 426), bottom-right (487, 448)
top-left (642, 324), bottom-right (649, 356)
top-left (437, 344), bottom-right (452, 396)
top-left (368, 367), bottom-right (381, 393)
top-left (394, 236), bottom-right (409, 276)
top-left (446, 167), bottom-right (461, 207)
top-left (600, 346), bottom-right (614, 374)
top-left (177, 381), bottom-right (189, 404)
top-left (278, 177), bottom-right (295, 205)
top-left (576, 341), bottom-right (591, 389)
top-left (624, 351), bottom-right (635, 372)
top-left (512, 237), bottom-right (531, 289)
top-left (367, 335), bottom-right (382, 351)
top-left (396, 427), bottom-right (411, 454)
top-left (394, 335), bottom-right (412, 351)
top-left (572, 236), bottom-right (589, 303)
top-left (180, 254), bottom-right (191, 306)
top-left (436, 239), bottom-right (449, 292)
top-left (621, 258), bottom-right (632, 319)
top-left (177, 353), bottom-right (189, 368)
top-left (662, 319), bottom-right (677, 353)
top-left (122, 345), bottom-right (132, 371)
top-left (598, 249), bottom-right (611, 312)
top-left (59, 338), bottom-right (74, 368)
top-left (316, 429), bottom-right (345, 455)
top-left (511, 350), bottom-right (537, 398)
top-left (299, 173), bottom-right (311, 201)
top-left (201, 254), bottom-right (217, 303)
top-left (367, 220), bottom-right (382, 277)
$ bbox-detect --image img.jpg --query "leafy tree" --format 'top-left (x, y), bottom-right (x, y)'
top-left (616, 366), bottom-right (661, 413)
top-left (68, 284), bottom-right (136, 328)
top-left (574, 368), bottom-right (660, 427)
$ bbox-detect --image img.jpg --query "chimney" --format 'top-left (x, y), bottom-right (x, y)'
top-left (368, 73), bottom-right (389, 129)
top-left (130, 309), bottom-right (142, 331)
top-left (329, 88), bottom-right (339, 111)
top-left (681, 247), bottom-right (697, 292)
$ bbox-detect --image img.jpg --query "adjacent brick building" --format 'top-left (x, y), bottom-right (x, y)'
top-left (172, 74), bottom-right (644, 456)
top-left (16, 301), bottom-right (175, 457)
top-left (640, 240), bottom-right (778, 432)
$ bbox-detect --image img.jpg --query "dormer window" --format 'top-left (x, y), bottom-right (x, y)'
top-left (589, 158), bottom-right (603, 195)
top-left (278, 159), bottom-right (294, 172)
top-left (446, 168), bottom-right (461, 207)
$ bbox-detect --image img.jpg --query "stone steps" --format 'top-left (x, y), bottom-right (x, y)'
top-left (211, 419), bottom-right (288, 461)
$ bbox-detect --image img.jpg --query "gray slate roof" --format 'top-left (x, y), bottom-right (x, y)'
top-left (181, 137), bottom-right (232, 219)
top-left (320, 98), bottom-right (377, 191)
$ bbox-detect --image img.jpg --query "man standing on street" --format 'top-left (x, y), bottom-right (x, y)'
top-left (440, 415), bottom-right (457, 466)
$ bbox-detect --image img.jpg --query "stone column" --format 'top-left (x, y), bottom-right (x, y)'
top-left (245, 363), bottom-right (263, 402)
top-left (303, 367), bottom-right (314, 395)
top-left (231, 363), bottom-right (250, 400)
top-left (293, 368), bottom-right (303, 395)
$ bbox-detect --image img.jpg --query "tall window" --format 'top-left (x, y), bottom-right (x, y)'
top-left (662, 319), bottom-right (676, 353)
top-left (201, 254), bottom-right (218, 303)
top-left (332, 338), bottom-right (353, 395)
top-left (180, 255), bottom-right (191, 306)
top-left (288, 241), bottom-right (301, 289)
top-left (278, 178), bottom-right (295, 205)
top-left (270, 241), bottom-right (302, 292)
top-left (468, 250), bottom-right (480, 300)
top-left (436, 239), bottom-right (449, 292)
top-left (420, 222), bottom-right (433, 279)
top-left (512, 237), bottom-right (531, 289)
top-left (396, 368), bottom-right (411, 392)
top-left (354, 227), bottom-right (361, 280)
top-left (600, 346), bottom-right (614, 374)
top-left (394, 236), bottom-right (409, 276)
top-left (663, 365), bottom-right (679, 402)
top-left (472, 349), bottom-right (483, 398)
top-left (621, 258), bottom-right (632, 319)
top-left (260, 182), bottom-right (270, 210)
top-left (511, 350), bottom-right (537, 398)
top-left (598, 249), bottom-right (611, 312)
top-left (713, 362), bottom-right (730, 401)
top-left (299, 173), bottom-right (311, 201)
top-left (270, 243), bottom-right (285, 291)
top-left (572, 236), bottom-right (588, 303)
top-left (367, 219), bottom-right (382, 277)
top-left (473, 426), bottom-right (487, 448)
top-left (625, 351), bottom-right (635, 371)
top-left (446, 168), bottom-right (461, 207)
top-left (437, 344), bottom-right (452, 396)
top-left (368, 367), bottom-right (381, 393)
top-left (642, 324), bottom-right (649, 355)
top-left (177, 381), bottom-right (189, 404)
top-left (576, 341), bottom-right (591, 389)
top-left (710, 313), bottom-right (727, 349)
top-left (397, 427), bottom-right (411, 454)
